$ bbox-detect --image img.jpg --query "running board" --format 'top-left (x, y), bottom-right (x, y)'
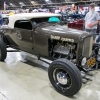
top-left (7, 50), bottom-right (20, 52)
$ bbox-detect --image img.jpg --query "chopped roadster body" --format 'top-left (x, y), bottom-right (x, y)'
top-left (0, 13), bottom-right (100, 97)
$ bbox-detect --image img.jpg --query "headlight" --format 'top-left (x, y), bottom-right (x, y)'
top-left (81, 57), bottom-right (87, 66)
top-left (98, 49), bottom-right (100, 55)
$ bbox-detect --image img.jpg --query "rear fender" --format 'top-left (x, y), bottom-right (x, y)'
top-left (0, 30), bottom-right (9, 45)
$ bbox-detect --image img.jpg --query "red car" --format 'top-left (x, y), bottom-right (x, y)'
top-left (68, 19), bottom-right (84, 30)
top-left (68, 19), bottom-right (99, 34)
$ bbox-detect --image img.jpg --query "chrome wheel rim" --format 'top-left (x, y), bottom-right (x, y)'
top-left (53, 66), bottom-right (72, 90)
top-left (56, 72), bottom-right (68, 85)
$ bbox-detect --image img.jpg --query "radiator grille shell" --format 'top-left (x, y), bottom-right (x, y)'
top-left (82, 36), bottom-right (93, 58)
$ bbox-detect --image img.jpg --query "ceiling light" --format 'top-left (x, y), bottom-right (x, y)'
top-left (45, 0), bottom-right (49, 2)
top-left (9, 3), bottom-right (13, 6)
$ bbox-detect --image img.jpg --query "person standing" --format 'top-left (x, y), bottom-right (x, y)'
top-left (96, 22), bottom-right (100, 43)
top-left (96, 11), bottom-right (100, 43)
top-left (0, 12), bottom-right (3, 26)
top-left (29, 8), bottom-right (33, 13)
top-left (84, 8), bottom-right (88, 16)
top-left (84, 3), bottom-right (100, 42)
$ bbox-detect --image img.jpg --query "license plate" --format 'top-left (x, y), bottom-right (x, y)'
top-left (87, 57), bottom-right (96, 67)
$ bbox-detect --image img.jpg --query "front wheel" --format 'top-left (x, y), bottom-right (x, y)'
top-left (48, 58), bottom-right (82, 96)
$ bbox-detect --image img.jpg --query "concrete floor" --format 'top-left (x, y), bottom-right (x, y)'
top-left (0, 49), bottom-right (100, 100)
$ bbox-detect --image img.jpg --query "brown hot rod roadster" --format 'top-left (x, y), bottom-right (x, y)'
top-left (0, 13), bottom-right (100, 97)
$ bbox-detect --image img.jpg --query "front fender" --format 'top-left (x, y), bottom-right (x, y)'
top-left (93, 43), bottom-right (100, 50)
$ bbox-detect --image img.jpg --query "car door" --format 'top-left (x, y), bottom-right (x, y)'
top-left (15, 29), bottom-right (34, 54)
top-left (9, 20), bottom-right (34, 54)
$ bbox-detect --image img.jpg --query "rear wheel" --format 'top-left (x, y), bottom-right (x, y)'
top-left (0, 38), bottom-right (7, 61)
top-left (48, 58), bottom-right (82, 96)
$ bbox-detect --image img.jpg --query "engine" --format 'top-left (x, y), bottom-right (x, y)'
top-left (49, 39), bottom-right (77, 60)
top-left (53, 45), bottom-right (70, 55)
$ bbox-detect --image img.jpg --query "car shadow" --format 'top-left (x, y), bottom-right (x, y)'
top-left (22, 59), bottom-right (49, 72)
